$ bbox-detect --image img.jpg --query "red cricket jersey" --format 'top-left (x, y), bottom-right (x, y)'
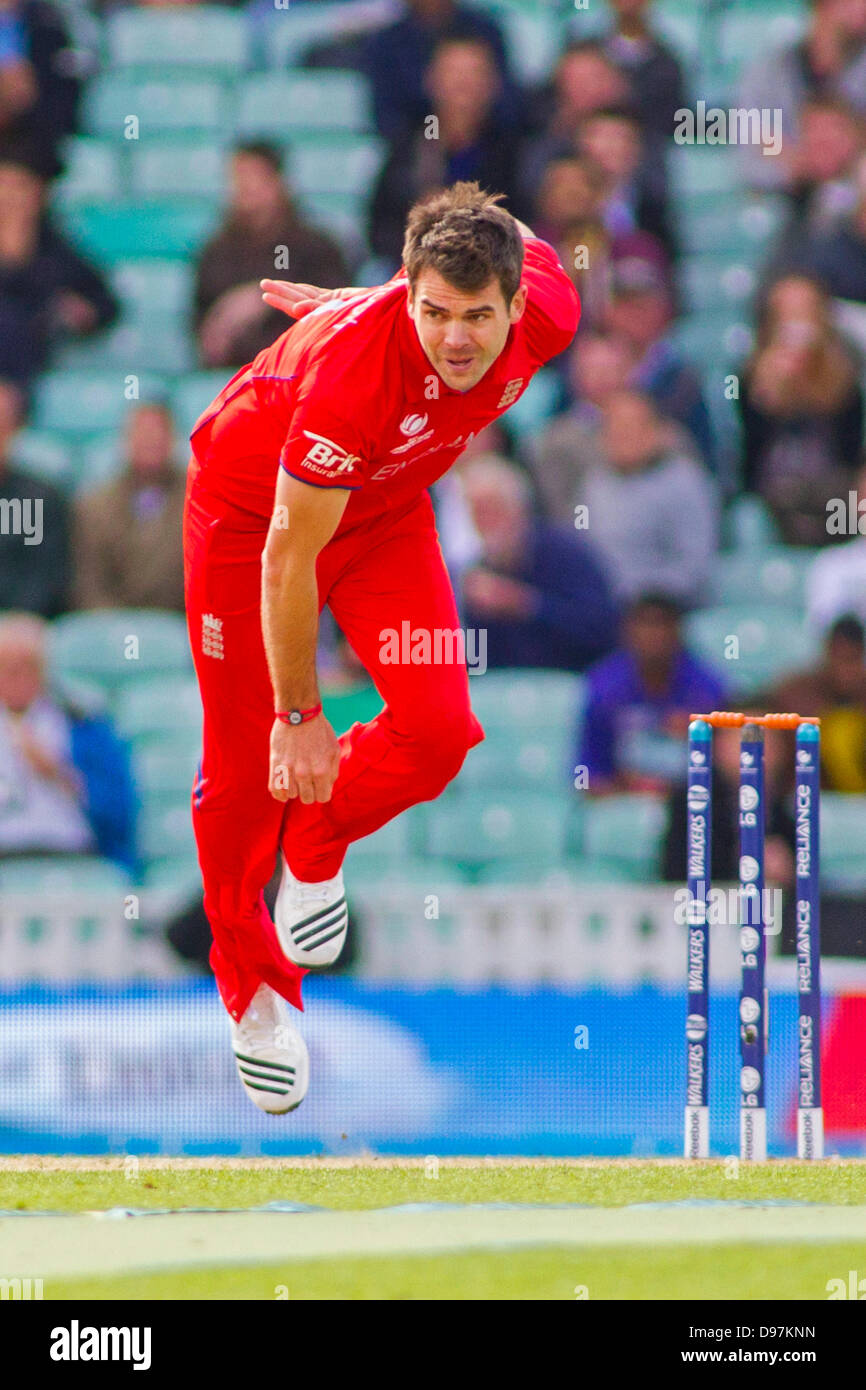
top-left (189, 238), bottom-right (580, 534)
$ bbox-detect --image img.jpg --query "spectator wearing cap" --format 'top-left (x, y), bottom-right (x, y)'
top-left (578, 592), bottom-right (726, 796)
top-left (0, 376), bottom-right (69, 616)
top-left (0, 612), bottom-right (136, 870)
top-left (578, 389), bottom-right (718, 608)
top-left (767, 614), bottom-right (866, 791)
top-left (0, 152), bottom-right (117, 387)
top-left (369, 36), bottom-right (523, 265)
top-left (459, 454), bottom-right (619, 673)
top-left (363, 0), bottom-right (520, 142)
top-left (604, 254), bottom-right (716, 470)
top-left (194, 142), bottom-right (349, 369)
top-left (597, 0), bottom-right (688, 142)
top-left (806, 459), bottom-right (866, 633)
top-left (738, 273), bottom-right (863, 546)
top-left (739, 0), bottom-right (866, 192)
top-left (72, 402), bottom-right (186, 612)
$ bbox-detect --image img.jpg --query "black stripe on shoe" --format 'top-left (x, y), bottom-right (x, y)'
top-left (243, 1079), bottom-right (292, 1096)
top-left (233, 1051), bottom-right (296, 1076)
top-left (296, 921), bottom-right (347, 954)
top-left (238, 1063), bottom-right (295, 1085)
top-left (291, 897), bottom-right (347, 941)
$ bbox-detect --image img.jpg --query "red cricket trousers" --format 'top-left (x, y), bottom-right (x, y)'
top-left (183, 459), bottom-right (483, 1021)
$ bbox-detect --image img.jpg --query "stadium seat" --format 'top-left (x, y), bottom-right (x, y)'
top-left (64, 201), bottom-right (218, 263)
top-left (138, 800), bottom-right (197, 861)
top-left (671, 315), bottom-right (754, 375)
top-left (129, 142), bottom-right (227, 201)
top-left (721, 9), bottom-right (806, 63)
top-left (818, 794), bottom-right (866, 886)
top-left (678, 196), bottom-right (787, 259)
top-left (112, 260), bottom-right (194, 320)
top-left (55, 319), bottom-right (195, 375)
top-left (725, 494), bottom-right (781, 550)
top-left (681, 257), bottom-right (757, 314)
top-left (344, 855), bottom-right (470, 888)
top-left (9, 431), bottom-right (75, 490)
top-left (115, 678), bottom-right (202, 743)
top-left (54, 136), bottom-right (124, 206)
top-left (714, 547), bottom-right (819, 609)
top-left (476, 857), bottom-right (643, 887)
top-left (134, 742), bottom-right (201, 800)
top-left (106, 8), bottom-right (250, 71)
top-left (346, 808), bottom-right (425, 861)
top-left (171, 373), bottom-right (231, 436)
top-left (85, 73), bottom-right (229, 136)
top-left (467, 670), bottom-right (584, 738)
top-left (236, 71), bottom-right (372, 136)
top-left (75, 435), bottom-right (127, 494)
top-left (496, 10), bottom-right (562, 83)
top-left (286, 135), bottom-right (386, 200)
top-left (684, 605), bottom-right (819, 693)
top-left (0, 856), bottom-right (133, 893)
top-left (33, 371), bottom-right (168, 437)
top-left (455, 726), bottom-right (571, 793)
top-left (142, 855), bottom-right (202, 895)
top-left (423, 792), bottom-right (567, 870)
top-left (667, 147), bottom-right (741, 198)
top-left (50, 610), bottom-right (192, 693)
top-left (580, 794), bottom-right (669, 877)
top-left (256, 2), bottom-right (356, 70)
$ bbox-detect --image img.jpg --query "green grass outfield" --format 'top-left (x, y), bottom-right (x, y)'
top-left (2, 1158), bottom-right (866, 1300)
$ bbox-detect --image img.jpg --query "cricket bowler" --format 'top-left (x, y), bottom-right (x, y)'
top-left (183, 181), bottom-right (580, 1111)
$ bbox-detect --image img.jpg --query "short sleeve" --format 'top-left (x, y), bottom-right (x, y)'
top-left (279, 358), bottom-right (370, 491)
top-left (520, 237), bottom-right (581, 366)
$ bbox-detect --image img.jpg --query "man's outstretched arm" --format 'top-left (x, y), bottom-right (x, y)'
top-left (262, 469), bottom-right (350, 805)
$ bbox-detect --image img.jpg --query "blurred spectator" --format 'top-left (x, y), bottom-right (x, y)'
top-left (788, 149), bottom-right (866, 300)
top-left (0, 151), bottom-right (117, 387)
top-left (604, 255), bottom-right (715, 467)
top-left (0, 1), bottom-right (82, 177)
top-left (72, 403), bottom-right (185, 612)
top-left (738, 273), bottom-right (863, 546)
top-left (739, 0), bottom-right (866, 191)
top-left (0, 376), bottom-right (69, 616)
top-left (806, 459), bottom-right (866, 631)
top-left (662, 717), bottom-right (795, 889)
top-left (194, 142), bottom-right (349, 369)
top-left (579, 389), bottom-right (718, 607)
top-left (768, 614), bottom-right (866, 790)
top-left (459, 454), bottom-right (619, 672)
top-left (0, 612), bottom-right (136, 869)
top-left (578, 593), bottom-right (726, 796)
top-left (521, 41), bottom-right (631, 204)
top-left (369, 37), bottom-right (521, 264)
top-left (363, 0), bottom-right (519, 141)
top-left (529, 330), bottom-right (701, 526)
top-left (577, 107), bottom-right (674, 259)
top-left (598, 0), bottom-right (688, 141)
top-left (781, 96), bottom-right (864, 238)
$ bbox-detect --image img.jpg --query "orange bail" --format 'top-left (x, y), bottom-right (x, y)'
top-left (690, 711), bottom-right (821, 729)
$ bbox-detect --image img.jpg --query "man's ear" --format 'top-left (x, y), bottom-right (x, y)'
top-left (406, 284), bottom-right (415, 316)
top-left (509, 285), bottom-right (528, 323)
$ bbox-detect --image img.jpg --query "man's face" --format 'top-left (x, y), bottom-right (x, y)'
top-left (606, 288), bottom-right (671, 348)
top-left (826, 634), bottom-right (866, 695)
top-left (408, 270), bottom-right (526, 392)
top-left (427, 41), bottom-right (498, 119)
top-left (230, 153), bottom-right (283, 222)
top-left (126, 406), bottom-right (174, 478)
top-left (0, 641), bottom-right (44, 714)
top-left (601, 392), bottom-right (659, 470)
top-left (0, 162), bottom-right (42, 224)
top-left (823, 0), bottom-right (866, 40)
top-left (0, 379), bottom-right (23, 457)
top-left (626, 605), bottom-right (680, 666)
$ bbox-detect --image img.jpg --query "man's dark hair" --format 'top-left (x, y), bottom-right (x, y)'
top-left (628, 591), bottom-right (685, 621)
top-left (828, 613), bottom-right (866, 649)
top-left (232, 141), bottom-right (284, 174)
top-left (403, 181), bottom-right (524, 305)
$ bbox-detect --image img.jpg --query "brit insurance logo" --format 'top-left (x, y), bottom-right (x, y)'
top-left (300, 431), bottom-right (361, 477)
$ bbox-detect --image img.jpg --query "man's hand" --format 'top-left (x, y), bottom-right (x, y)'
top-left (260, 279), bottom-right (367, 321)
top-left (268, 713), bottom-right (342, 805)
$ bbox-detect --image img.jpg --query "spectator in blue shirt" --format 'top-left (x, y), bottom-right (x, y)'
top-left (460, 454), bottom-right (619, 672)
top-left (577, 592), bottom-right (725, 795)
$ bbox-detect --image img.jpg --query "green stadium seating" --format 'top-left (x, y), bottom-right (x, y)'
top-left (112, 260), bottom-right (194, 319)
top-left (85, 73), bottom-right (229, 136)
top-left (171, 373), bottom-right (230, 435)
top-left (496, 9), bottom-right (563, 83)
top-left (725, 495), bottom-right (782, 550)
top-left (580, 794), bottom-right (669, 877)
top-left (668, 147), bottom-right (741, 198)
top-left (55, 319), bottom-right (195, 375)
top-left (0, 855), bottom-right (133, 893)
top-left (138, 800), bottom-right (197, 861)
top-left (682, 257), bottom-right (757, 314)
top-left (33, 371), bottom-right (168, 437)
top-left (455, 726), bottom-right (570, 793)
top-left (467, 670), bottom-right (583, 737)
top-left (75, 435), bottom-right (126, 493)
top-left (134, 742), bottom-right (201, 800)
top-left (671, 314), bottom-right (753, 375)
top-left (50, 610), bottom-right (192, 693)
top-left (344, 856), bottom-right (470, 887)
top-left (714, 547), bottom-right (819, 609)
top-left (286, 134), bottom-right (386, 199)
top-left (129, 141), bottom-right (227, 200)
top-left (684, 605), bottom-right (819, 694)
top-left (116, 678), bottom-right (202, 743)
top-left (721, 9), bottom-right (805, 63)
top-left (818, 794), bottom-right (866, 888)
top-left (54, 136), bottom-right (124, 206)
top-left (142, 855), bottom-right (202, 895)
top-left (678, 195), bottom-right (787, 257)
top-left (346, 808), bottom-right (425, 861)
top-left (106, 8), bottom-right (250, 72)
top-left (423, 792), bottom-right (567, 870)
top-left (9, 431), bottom-right (74, 490)
top-left (65, 200), bottom-right (218, 262)
top-left (476, 857), bottom-right (644, 886)
top-left (236, 71), bottom-right (372, 136)
top-left (259, 4), bottom-right (355, 70)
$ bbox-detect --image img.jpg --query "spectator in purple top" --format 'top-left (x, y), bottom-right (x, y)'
top-left (578, 593), bottom-right (725, 796)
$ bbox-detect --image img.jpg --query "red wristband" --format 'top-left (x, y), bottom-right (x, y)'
top-left (276, 705), bottom-right (322, 726)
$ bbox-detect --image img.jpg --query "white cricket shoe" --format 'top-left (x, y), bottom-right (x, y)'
top-left (229, 983), bottom-right (309, 1114)
top-left (274, 861), bottom-right (348, 969)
